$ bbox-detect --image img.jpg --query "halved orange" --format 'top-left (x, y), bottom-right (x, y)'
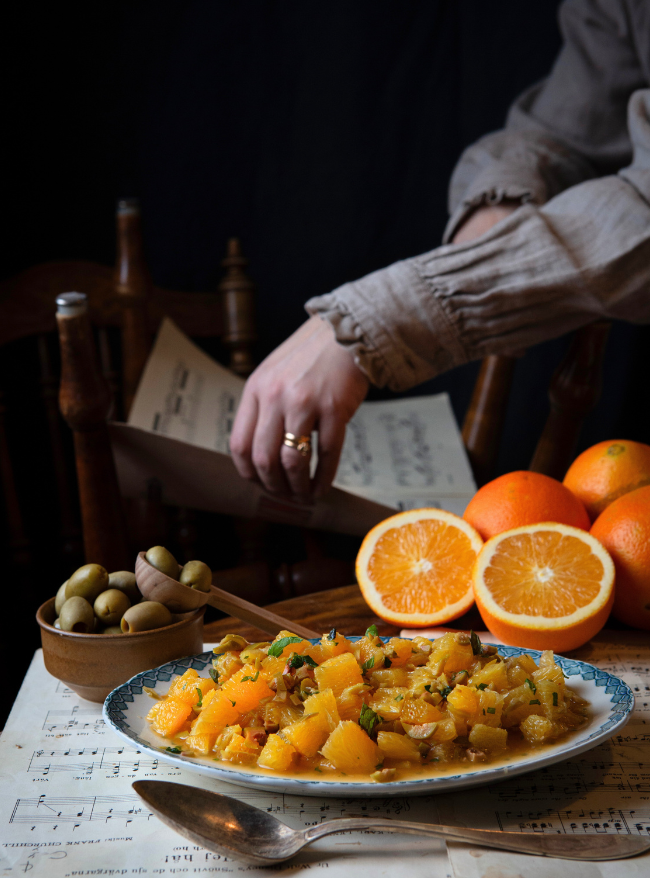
top-left (356, 509), bottom-right (483, 627)
top-left (472, 523), bottom-right (615, 653)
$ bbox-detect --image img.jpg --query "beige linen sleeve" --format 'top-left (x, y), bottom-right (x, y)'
top-left (306, 90), bottom-right (650, 392)
top-left (445, 0), bottom-right (646, 241)
top-left (306, 0), bottom-right (650, 393)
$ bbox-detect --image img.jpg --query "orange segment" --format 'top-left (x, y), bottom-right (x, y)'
top-left (356, 509), bottom-right (483, 627)
top-left (473, 523), bottom-right (615, 652)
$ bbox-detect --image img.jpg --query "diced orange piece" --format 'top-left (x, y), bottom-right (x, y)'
top-left (221, 668), bottom-right (274, 713)
top-left (472, 689), bottom-right (504, 728)
top-left (368, 687), bottom-right (408, 721)
top-left (167, 669), bottom-right (217, 706)
top-left (184, 732), bottom-right (217, 755)
top-left (282, 714), bottom-right (329, 757)
top-left (302, 689), bottom-right (340, 732)
top-left (221, 733), bottom-right (261, 765)
top-left (400, 697), bottom-right (442, 725)
top-left (315, 653), bottom-right (363, 697)
top-left (260, 656), bottom-right (286, 680)
top-left (376, 731), bottom-right (421, 761)
top-left (447, 685), bottom-right (479, 717)
top-left (150, 697), bottom-right (193, 737)
top-left (383, 637), bottom-right (416, 668)
top-left (258, 734), bottom-right (296, 771)
top-left (320, 721), bottom-right (381, 775)
top-left (199, 691), bottom-right (240, 731)
top-left (306, 632), bottom-right (353, 664)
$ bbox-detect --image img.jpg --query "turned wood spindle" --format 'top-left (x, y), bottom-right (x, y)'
top-left (115, 198), bottom-right (153, 417)
top-left (37, 333), bottom-right (82, 564)
top-left (529, 321), bottom-right (612, 480)
top-left (219, 238), bottom-right (257, 377)
top-left (461, 354), bottom-right (517, 487)
top-left (56, 292), bottom-right (131, 571)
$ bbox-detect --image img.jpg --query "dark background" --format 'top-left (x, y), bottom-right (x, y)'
top-left (2, 1), bottom-right (649, 721)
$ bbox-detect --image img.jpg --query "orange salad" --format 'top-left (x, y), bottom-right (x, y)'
top-left (146, 628), bottom-right (588, 782)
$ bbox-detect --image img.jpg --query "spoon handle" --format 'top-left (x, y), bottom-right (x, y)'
top-left (206, 585), bottom-right (320, 640)
top-left (303, 818), bottom-right (650, 861)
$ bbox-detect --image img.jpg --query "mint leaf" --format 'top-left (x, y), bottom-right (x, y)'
top-left (525, 678), bottom-right (536, 693)
top-left (328, 628), bottom-right (337, 640)
top-left (241, 670), bottom-right (260, 682)
top-left (209, 668), bottom-right (219, 684)
top-left (552, 692), bottom-right (558, 706)
top-left (476, 683), bottom-right (488, 691)
top-left (359, 703), bottom-right (380, 736)
top-left (195, 687), bottom-right (203, 707)
top-left (268, 636), bottom-right (303, 657)
top-left (165, 746), bottom-right (182, 754)
top-left (486, 707), bottom-right (496, 714)
top-left (365, 624), bottom-right (378, 637)
top-left (470, 631), bottom-right (483, 656)
top-left (287, 654), bottom-right (317, 670)
top-left (361, 655), bottom-right (375, 673)
top-left (529, 699), bottom-right (541, 705)
top-left (394, 694), bottom-right (404, 702)
top-left (383, 656), bottom-right (392, 668)
top-left (440, 685), bottom-right (453, 700)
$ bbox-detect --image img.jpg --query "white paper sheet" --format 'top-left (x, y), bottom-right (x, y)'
top-left (0, 649), bottom-right (451, 878)
top-left (441, 631), bottom-right (650, 878)
top-left (116, 319), bottom-right (475, 531)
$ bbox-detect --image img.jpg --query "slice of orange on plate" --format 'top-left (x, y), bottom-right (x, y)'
top-left (356, 509), bottom-right (483, 627)
top-left (472, 522), bottom-right (615, 652)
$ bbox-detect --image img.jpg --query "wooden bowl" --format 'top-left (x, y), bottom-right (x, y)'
top-left (135, 551), bottom-right (209, 613)
top-left (36, 597), bottom-right (205, 703)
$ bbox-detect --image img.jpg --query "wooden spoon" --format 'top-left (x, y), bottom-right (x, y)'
top-left (134, 553), bottom-right (319, 640)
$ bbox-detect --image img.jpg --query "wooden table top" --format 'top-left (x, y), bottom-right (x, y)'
top-left (203, 583), bottom-right (487, 643)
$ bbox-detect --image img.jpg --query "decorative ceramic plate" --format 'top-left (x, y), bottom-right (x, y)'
top-left (103, 641), bottom-right (634, 798)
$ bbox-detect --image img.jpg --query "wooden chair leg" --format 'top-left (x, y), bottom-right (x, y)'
top-left (56, 292), bottom-right (131, 571)
top-left (462, 354), bottom-right (517, 487)
top-left (530, 321), bottom-right (611, 480)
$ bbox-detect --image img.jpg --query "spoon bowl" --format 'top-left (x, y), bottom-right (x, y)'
top-left (133, 780), bottom-right (650, 865)
top-left (135, 552), bottom-right (207, 613)
top-left (134, 553), bottom-right (319, 639)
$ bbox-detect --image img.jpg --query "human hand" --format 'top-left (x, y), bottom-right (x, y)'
top-left (230, 315), bottom-right (370, 503)
top-left (452, 200), bottom-right (520, 245)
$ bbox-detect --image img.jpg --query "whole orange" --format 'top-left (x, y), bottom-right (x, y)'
top-left (563, 439), bottom-right (650, 522)
top-left (463, 470), bottom-right (590, 541)
top-left (590, 484), bottom-right (650, 630)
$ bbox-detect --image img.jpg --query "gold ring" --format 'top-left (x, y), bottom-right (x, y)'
top-left (283, 432), bottom-right (311, 457)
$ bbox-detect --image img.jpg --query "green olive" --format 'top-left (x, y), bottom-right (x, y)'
top-left (121, 601), bottom-right (173, 633)
top-left (54, 618), bottom-right (61, 629)
top-left (145, 546), bottom-right (180, 579)
top-left (101, 624), bottom-right (123, 635)
top-left (179, 560), bottom-right (212, 592)
top-left (65, 564), bottom-right (109, 603)
top-left (108, 570), bottom-right (141, 604)
top-left (55, 581), bottom-right (69, 615)
top-left (59, 596), bottom-right (95, 633)
top-left (94, 589), bottom-right (131, 626)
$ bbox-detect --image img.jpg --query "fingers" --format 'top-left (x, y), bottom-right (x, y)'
top-left (312, 415), bottom-right (347, 500)
top-left (250, 404), bottom-right (292, 497)
top-left (230, 391), bottom-right (259, 480)
top-left (280, 424), bottom-right (315, 503)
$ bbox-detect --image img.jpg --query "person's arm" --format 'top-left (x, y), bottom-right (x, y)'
top-left (444, 0), bottom-right (645, 242)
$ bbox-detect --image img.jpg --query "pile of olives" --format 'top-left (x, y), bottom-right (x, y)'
top-left (52, 547), bottom-right (212, 635)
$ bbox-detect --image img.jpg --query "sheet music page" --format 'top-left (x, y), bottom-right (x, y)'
top-left (442, 631), bottom-right (650, 878)
top-left (125, 319), bottom-right (475, 516)
top-left (0, 649), bottom-right (451, 878)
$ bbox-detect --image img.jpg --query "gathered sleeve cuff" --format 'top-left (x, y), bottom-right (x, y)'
top-left (307, 92), bottom-right (650, 393)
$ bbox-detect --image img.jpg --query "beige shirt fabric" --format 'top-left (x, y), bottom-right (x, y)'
top-left (305, 0), bottom-right (650, 392)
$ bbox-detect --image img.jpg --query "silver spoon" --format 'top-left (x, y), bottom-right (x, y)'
top-left (133, 780), bottom-right (650, 865)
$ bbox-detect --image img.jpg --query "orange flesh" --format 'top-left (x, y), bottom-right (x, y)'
top-left (484, 531), bottom-right (604, 616)
top-left (367, 520), bottom-right (476, 613)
